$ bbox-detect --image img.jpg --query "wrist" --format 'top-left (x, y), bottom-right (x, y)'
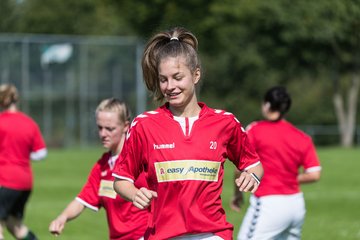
top-left (250, 172), bottom-right (261, 185)
top-left (58, 214), bottom-right (68, 223)
top-left (131, 187), bottom-right (141, 203)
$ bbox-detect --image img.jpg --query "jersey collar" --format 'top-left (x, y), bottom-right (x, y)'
top-left (160, 102), bottom-right (208, 118)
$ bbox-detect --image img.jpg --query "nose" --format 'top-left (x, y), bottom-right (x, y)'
top-left (166, 79), bottom-right (176, 90)
top-left (99, 128), bottom-right (107, 137)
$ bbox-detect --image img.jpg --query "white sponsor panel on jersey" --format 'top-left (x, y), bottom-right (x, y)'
top-left (98, 180), bottom-right (117, 199)
top-left (154, 160), bottom-right (220, 182)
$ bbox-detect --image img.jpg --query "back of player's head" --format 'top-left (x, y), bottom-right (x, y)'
top-left (142, 26), bottom-right (201, 102)
top-left (264, 86), bottom-right (291, 117)
top-left (0, 83), bottom-right (19, 109)
top-left (95, 98), bottom-right (131, 124)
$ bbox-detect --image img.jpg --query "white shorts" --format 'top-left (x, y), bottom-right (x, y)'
top-left (237, 193), bottom-right (306, 240)
top-left (171, 233), bottom-right (223, 240)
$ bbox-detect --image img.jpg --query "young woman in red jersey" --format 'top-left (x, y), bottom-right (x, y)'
top-left (0, 84), bottom-right (47, 240)
top-left (112, 27), bottom-right (263, 240)
top-left (49, 98), bottom-right (148, 240)
top-left (233, 86), bottom-right (322, 240)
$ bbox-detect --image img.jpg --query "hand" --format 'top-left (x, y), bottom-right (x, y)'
top-left (49, 215), bottom-right (67, 236)
top-left (235, 171), bottom-right (259, 193)
top-left (132, 187), bottom-right (158, 209)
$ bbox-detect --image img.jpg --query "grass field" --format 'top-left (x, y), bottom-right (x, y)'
top-left (3, 147), bottom-right (360, 240)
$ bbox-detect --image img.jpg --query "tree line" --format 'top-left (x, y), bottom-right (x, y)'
top-left (1, 0), bottom-right (359, 146)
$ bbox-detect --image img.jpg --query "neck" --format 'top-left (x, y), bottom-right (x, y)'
top-left (169, 96), bottom-right (201, 117)
top-left (6, 104), bottom-right (17, 112)
top-left (265, 111), bottom-right (281, 121)
top-left (111, 135), bottom-right (126, 156)
top-left (169, 103), bottom-right (201, 117)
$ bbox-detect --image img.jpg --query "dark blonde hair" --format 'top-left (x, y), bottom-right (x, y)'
top-left (142, 27), bottom-right (201, 102)
top-left (95, 98), bottom-right (131, 124)
top-left (0, 83), bottom-right (19, 109)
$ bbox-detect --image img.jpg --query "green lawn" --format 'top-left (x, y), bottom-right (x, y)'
top-left (3, 147), bottom-right (360, 239)
top-left (222, 147), bottom-right (360, 240)
top-left (4, 148), bottom-right (108, 240)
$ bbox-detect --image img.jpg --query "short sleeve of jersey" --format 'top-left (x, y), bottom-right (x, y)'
top-left (113, 121), bottom-right (144, 182)
top-left (227, 119), bottom-right (260, 170)
top-left (77, 161), bottom-right (102, 210)
top-left (31, 122), bottom-right (46, 152)
top-left (245, 122), bottom-right (257, 147)
top-left (302, 137), bottom-right (321, 171)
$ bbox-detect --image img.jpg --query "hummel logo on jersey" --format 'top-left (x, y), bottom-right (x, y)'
top-left (153, 142), bottom-right (175, 150)
top-left (101, 170), bottom-right (107, 177)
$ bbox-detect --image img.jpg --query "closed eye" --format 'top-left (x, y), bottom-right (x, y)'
top-left (159, 77), bottom-right (167, 83)
top-left (98, 126), bottom-right (116, 132)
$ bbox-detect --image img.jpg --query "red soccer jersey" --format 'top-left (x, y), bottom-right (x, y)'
top-left (0, 111), bottom-right (46, 190)
top-left (77, 152), bottom-right (149, 240)
top-left (246, 120), bottom-right (321, 197)
top-left (113, 103), bottom-right (260, 240)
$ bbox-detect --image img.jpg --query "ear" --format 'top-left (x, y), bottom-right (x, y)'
top-left (263, 102), bottom-right (271, 111)
top-left (261, 102), bottom-right (270, 117)
top-left (193, 68), bottom-right (201, 85)
top-left (123, 121), bottom-right (130, 133)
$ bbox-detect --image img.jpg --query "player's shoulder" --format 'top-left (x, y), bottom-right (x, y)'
top-left (207, 106), bottom-right (240, 122)
top-left (283, 120), bottom-right (313, 141)
top-left (245, 119), bottom-right (273, 133)
top-left (246, 120), bottom-right (261, 131)
top-left (98, 151), bottom-right (111, 164)
top-left (4, 111), bottom-right (33, 122)
top-left (126, 108), bottom-right (163, 140)
top-left (207, 107), bottom-right (246, 132)
top-left (87, 152), bottom-right (109, 174)
top-left (20, 112), bottom-right (40, 128)
top-left (131, 109), bottom-right (163, 127)
top-left (7, 111), bottom-right (39, 129)
top-left (90, 152), bottom-right (109, 170)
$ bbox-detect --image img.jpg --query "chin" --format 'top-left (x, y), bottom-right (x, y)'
top-left (168, 99), bottom-right (183, 107)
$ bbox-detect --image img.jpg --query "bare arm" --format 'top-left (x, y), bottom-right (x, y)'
top-left (113, 178), bottom-right (157, 210)
top-left (230, 168), bottom-right (245, 212)
top-left (49, 200), bottom-right (85, 236)
top-left (298, 170), bottom-right (321, 184)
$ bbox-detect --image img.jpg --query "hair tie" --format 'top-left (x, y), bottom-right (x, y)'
top-left (170, 37), bottom-right (179, 41)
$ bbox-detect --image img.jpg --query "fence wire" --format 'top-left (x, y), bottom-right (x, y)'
top-left (0, 34), bottom-right (146, 147)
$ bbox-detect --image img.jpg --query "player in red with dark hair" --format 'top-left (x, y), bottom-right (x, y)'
top-left (0, 83), bottom-right (47, 240)
top-left (49, 98), bottom-right (148, 240)
top-left (112, 27), bottom-right (263, 240)
top-left (233, 86), bottom-right (322, 240)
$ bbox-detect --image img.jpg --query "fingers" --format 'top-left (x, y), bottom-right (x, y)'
top-left (50, 230), bottom-right (60, 237)
top-left (149, 190), bottom-right (158, 198)
top-left (235, 172), bottom-right (259, 193)
top-left (132, 187), bottom-right (158, 209)
top-left (250, 182), bottom-right (260, 193)
top-left (49, 220), bottom-right (64, 236)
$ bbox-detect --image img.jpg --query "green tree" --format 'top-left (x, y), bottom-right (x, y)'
top-left (122, 0), bottom-right (360, 146)
top-left (0, 0), bottom-right (20, 32)
top-left (5, 0), bottom-right (360, 146)
top-left (110, 0), bottom-right (218, 39)
top-left (14, 0), bottom-right (132, 35)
